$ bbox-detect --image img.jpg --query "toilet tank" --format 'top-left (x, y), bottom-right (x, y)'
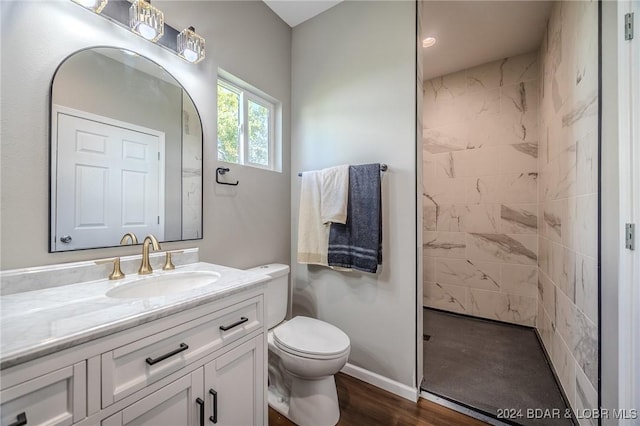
top-left (246, 264), bottom-right (290, 329)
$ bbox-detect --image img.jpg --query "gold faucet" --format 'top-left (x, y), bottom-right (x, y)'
top-left (139, 234), bottom-right (161, 275)
top-left (120, 232), bottom-right (138, 245)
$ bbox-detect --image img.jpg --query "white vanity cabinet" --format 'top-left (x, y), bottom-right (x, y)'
top-left (0, 286), bottom-right (267, 426)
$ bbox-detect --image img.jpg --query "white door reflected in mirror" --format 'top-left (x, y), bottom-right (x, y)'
top-left (54, 109), bottom-right (164, 251)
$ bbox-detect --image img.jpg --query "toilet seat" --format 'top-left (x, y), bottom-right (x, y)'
top-left (273, 316), bottom-right (350, 359)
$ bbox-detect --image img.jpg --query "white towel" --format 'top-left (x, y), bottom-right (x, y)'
top-left (320, 165), bottom-right (349, 225)
top-left (297, 171), bottom-right (330, 266)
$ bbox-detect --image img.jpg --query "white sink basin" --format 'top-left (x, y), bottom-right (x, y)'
top-left (106, 271), bottom-right (222, 299)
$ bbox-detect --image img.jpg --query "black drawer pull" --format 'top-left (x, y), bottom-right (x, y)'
top-left (9, 412), bottom-right (27, 426)
top-left (219, 317), bottom-right (248, 331)
top-left (145, 343), bottom-right (189, 365)
top-left (209, 389), bottom-right (218, 423)
top-left (196, 397), bottom-right (205, 426)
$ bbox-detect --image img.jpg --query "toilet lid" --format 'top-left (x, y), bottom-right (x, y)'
top-left (273, 316), bottom-right (350, 357)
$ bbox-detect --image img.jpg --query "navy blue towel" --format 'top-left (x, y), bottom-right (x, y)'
top-left (327, 164), bottom-right (382, 273)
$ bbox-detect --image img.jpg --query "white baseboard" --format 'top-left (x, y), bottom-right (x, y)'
top-left (340, 363), bottom-right (418, 402)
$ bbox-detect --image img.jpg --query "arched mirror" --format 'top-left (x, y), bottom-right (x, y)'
top-left (50, 47), bottom-right (203, 252)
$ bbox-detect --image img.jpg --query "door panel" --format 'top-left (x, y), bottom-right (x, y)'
top-left (118, 372), bottom-right (201, 426)
top-left (204, 336), bottom-right (264, 426)
top-left (55, 113), bottom-right (162, 250)
top-left (76, 164), bottom-right (109, 228)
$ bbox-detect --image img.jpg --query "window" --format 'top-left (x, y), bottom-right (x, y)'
top-left (217, 76), bottom-right (277, 170)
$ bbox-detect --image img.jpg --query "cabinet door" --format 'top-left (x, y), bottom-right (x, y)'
top-left (204, 335), bottom-right (264, 426)
top-left (0, 362), bottom-right (86, 426)
top-left (102, 370), bottom-right (204, 426)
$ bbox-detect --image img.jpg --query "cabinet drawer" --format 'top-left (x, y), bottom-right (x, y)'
top-left (0, 362), bottom-right (86, 426)
top-left (102, 296), bottom-right (262, 407)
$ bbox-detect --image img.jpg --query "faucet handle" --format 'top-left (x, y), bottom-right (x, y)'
top-left (95, 257), bottom-right (125, 280)
top-left (162, 250), bottom-right (184, 271)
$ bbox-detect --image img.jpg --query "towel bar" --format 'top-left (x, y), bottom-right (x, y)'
top-left (297, 164), bottom-right (387, 177)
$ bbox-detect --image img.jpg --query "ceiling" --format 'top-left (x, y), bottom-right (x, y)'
top-left (422, 1), bottom-right (553, 80)
top-left (263, 0), bottom-right (344, 27)
top-left (263, 0), bottom-right (552, 82)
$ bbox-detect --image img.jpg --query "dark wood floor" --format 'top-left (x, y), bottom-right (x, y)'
top-left (269, 373), bottom-right (488, 426)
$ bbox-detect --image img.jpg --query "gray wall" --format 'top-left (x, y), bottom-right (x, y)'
top-left (53, 50), bottom-right (184, 241)
top-left (291, 1), bottom-right (418, 389)
top-left (0, 0), bottom-right (291, 270)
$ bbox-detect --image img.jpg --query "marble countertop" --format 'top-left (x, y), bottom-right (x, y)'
top-left (0, 262), bottom-right (270, 369)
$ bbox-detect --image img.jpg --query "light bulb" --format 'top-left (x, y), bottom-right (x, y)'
top-left (423, 37), bottom-right (437, 48)
top-left (177, 26), bottom-right (205, 64)
top-left (182, 49), bottom-right (198, 63)
top-left (129, 0), bottom-right (164, 42)
top-left (138, 23), bottom-right (157, 40)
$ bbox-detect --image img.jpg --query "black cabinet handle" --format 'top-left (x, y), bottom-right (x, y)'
top-left (209, 389), bottom-right (218, 423)
top-left (145, 343), bottom-right (189, 365)
top-left (196, 397), bottom-right (205, 426)
top-left (8, 412), bottom-right (27, 426)
top-left (219, 317), bottom-right (248, 331)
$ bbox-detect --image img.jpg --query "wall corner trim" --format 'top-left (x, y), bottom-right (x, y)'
top-left (341, 363), bottom-right (418, 402)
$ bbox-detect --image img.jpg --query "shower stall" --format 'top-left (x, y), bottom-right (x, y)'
top-left (419, 1), bottom-right (600, 424)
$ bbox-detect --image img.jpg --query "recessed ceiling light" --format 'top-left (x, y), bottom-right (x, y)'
top-left (422, 37), bottom-right (437, 48)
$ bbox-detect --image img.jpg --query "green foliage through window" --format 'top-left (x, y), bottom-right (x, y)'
top-left (217, 84), bottom-right (240, 163)
top-left (248, 101), bottom-right (269, 166)
top-left (217, 78), bottom-right (275, 169)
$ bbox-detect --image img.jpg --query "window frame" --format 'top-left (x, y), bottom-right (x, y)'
top-left (217, 77), bottom-right (276, 171)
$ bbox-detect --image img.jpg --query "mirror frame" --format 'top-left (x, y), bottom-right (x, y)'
top-left (48, 46), bottom-right (204, 252)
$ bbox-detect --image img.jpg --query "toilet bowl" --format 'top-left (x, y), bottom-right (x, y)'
top-left (247, 264), bottom-right (351, 426)
top-left (269, 316), bottom-right (350, 426)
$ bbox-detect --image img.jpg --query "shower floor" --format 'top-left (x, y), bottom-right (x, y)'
top-left (421, 308), bottom-right (573, 426)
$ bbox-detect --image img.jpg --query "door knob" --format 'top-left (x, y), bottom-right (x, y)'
top-left (60, 235), bottom-right (72, 243)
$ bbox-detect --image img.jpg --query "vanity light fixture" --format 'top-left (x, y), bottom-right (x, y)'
top-left (72, 0), bottom-right (107, 13)
top-left (69, 0), bottom-right (201, 65)
top-left (129, 0), bottom-right (164, 42)
top-left (177, 26), bottom-right (205, 64)
top-left (422, 37), bottom-right (437, 48)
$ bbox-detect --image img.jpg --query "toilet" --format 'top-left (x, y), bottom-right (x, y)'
top-left (248, 264), bottom-right (350, 426)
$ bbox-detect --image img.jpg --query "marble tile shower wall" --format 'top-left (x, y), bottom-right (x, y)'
top-left (537, 1), bottom-right (599, 421)
top-left (422, 52), bottom-right (539, 327)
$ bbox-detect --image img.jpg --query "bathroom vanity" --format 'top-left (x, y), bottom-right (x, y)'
top-left (0, 257), bottom-right (269, 426)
